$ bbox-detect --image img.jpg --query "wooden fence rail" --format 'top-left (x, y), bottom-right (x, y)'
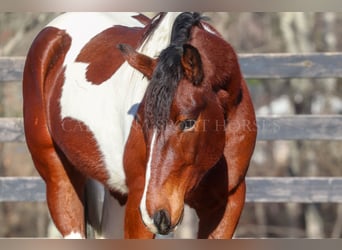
top-left (1, 53), bottom-right (342, 82)
top-left (1, 177), bottom-right (342, 203)
top-left (0, 54), bottom-right (341, 203)
top-left (1, 115), bottom-right (341, 143)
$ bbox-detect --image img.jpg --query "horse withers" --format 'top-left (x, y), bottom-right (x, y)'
top-left (23, 12), bottom-right (257, 239)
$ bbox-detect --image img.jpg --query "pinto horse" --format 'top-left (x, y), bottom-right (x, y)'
top-left (23, 12), bottom-right (256, 239)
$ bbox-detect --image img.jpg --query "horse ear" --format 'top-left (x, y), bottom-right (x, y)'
top-left (117, 44), bottom-right (157, 80)
top-left (181, 44), bottom-right (204, 85)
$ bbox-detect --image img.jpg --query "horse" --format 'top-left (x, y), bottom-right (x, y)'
top-left (23, 12), bottom-right (257, 239)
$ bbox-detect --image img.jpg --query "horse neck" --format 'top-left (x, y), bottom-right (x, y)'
top-left (190, 25), bottom-right (244, 110)
top-left (138, 12), bottom-right (182, 57)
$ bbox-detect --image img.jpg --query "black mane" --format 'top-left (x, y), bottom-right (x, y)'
top-left (144, 12), bottom-right (202, 129)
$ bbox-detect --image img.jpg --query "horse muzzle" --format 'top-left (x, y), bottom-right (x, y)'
top-left (152, 209), bottom-right (184, 235)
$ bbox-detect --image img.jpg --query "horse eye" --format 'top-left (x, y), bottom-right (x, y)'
top-left (179, 119), bottom-right (196, 131)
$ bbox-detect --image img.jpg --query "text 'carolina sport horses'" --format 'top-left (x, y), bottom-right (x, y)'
top-left (23, 12), bottom-right (257, 239)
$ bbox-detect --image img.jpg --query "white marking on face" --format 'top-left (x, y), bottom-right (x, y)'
top-left (139, 129), bottom-right (158, 234)
top-left (64, 231), bottom-right (84, 239)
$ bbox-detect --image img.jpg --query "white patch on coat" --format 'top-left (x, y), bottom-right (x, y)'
top-left (52, 12), bottom-right (181, 195)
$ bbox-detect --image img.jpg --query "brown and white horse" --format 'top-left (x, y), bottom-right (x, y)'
top-left (23, 12), bottom-right (257, 239)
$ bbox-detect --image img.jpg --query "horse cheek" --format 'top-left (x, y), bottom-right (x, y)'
top-left (197, 107), bottom-right (226, 171)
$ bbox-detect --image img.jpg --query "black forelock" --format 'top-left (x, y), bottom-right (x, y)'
top-left (144, 45), bottom-right (183, 129)
top-left (170, 12), bottom-right (202, 46)
top-left (144, 12), bottom-right (203, 130)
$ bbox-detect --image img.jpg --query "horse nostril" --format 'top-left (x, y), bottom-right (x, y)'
top-left (153, 209), bottom-right (171, 235)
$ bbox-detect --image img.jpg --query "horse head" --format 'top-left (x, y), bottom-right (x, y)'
top-left (119, 12), bottom-right (253, 236)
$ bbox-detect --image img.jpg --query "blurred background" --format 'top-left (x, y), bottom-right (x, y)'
top-left (0, 12), bottom-right (341, 238)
